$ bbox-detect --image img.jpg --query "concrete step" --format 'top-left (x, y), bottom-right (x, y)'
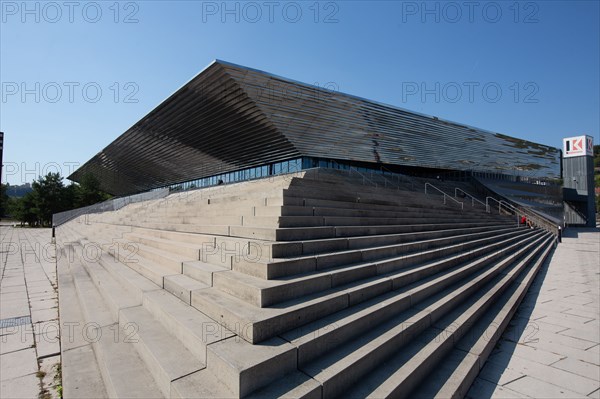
top-left (182, 261), bottom-right (229, 286)
top-left (331, 221), bottom-right (513, 239)
top-left (57, 169), bottom-right (558, 397)
top-left (62, 346), bottom-right (109, 399)
top-left (411, 236), bottom-right (554, 399)
top-left (122, 232), bottom-right (202, 259)
top-left (63, 245), bottom-right (162, 398)
top-left (79, 240), bottom-right (163, 301)
top-left (57, 249), bottom-right (109, 398)
top-left (205, 336), bottom-right (297, 397)
top-left (283, 194), bottom-right (469, 214)
top-left (214, 227), bottom-right (526, 306)
top-left (231, 227), bottom-right (533, 279)
top-left (143, 206), bottom-right (255, 219)
top-left (70, 242), bottom-right (141, 325)
top-left (295, 233), bottom-right (550, 398)
top-left (283, 184), bottom-right (463, 210)
top-left (229, 220), bottom-right (515, 242)
top-left (244, 214), bottom-right (511, 228)
top-left (67, 240), bottom-right (219, 398)
top-left (254, 203), bottom-right (493, 219)
top-left (131, 222), bottom-right (231, 236)
top-left (171, 370), bottom-right (236, 398)
top-left (145, 214), bottom-right (243, 226)
top-left (112, 239), bottom-right (189, 273)
top-left (164, 274), bottom-right (209, 304)
top-left (107, 242), bottom-right (176, 287)
top-left (93, 323), bottom-right (164, 398)
top-left (345, 234), bottom-right (552, 398)
top-left (130, 227), bottom-right (216, 247)
top-left (191, 230), bottom-right (542, 344)
top-left (118, 306), bottom-right (204, 397)
top-left (279, 232), bottom-right (548, 368)
top-left (245, 370), bottom-right (321, 399)
top-left (141, 289), bottom-right (233, 363)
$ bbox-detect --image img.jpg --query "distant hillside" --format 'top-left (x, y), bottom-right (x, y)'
top-left (5, 183), bottom-right (33, 198)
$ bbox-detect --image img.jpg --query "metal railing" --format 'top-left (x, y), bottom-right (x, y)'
top-left (379, 165), bottom-right (415, 190)
top-left (485, 196), bottom-right (558, 236)
top-left (454, 188), bottom-right (486, 209)
top-left (52, 188), bottom-right (170, 227)
top-left (425, 183), bottom-right (464, 210)
top-left (348, 167), bottom-right (380, 188)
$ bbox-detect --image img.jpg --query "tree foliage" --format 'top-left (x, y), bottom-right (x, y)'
top-left (77, 173), bottom-right (111, 207)
top-left (4, 172), bottom-right (111, 226)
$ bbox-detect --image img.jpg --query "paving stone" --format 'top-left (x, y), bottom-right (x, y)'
top-left (551, 357), bottom-right (600, 382)
top-left (0, 325), bottom-right (35, 355)
top-left (559, 327), bottom-right (600, 344)
top-left (466, 377), bottom-right (527, 398)
top-left (0, 300), bottom-right (30, 319)
top-left (34, 321), bottom-right (61, 358)
top-left (500, 341), bottom-right (566, 365)
top-left (504, 375), bottom-right (588, 398)
top-left (533, 311), bottom-right (594, 327)
top-left (0, 373), bottom-right (40, 398)
top-left (477, 360), bottom-right (526, 386)
top-left (518, 328), bottom-right (598, 351)
top-left (0, 348), bottom-right (38, 381)
top-left (30, 308), bottom-right (58, 324)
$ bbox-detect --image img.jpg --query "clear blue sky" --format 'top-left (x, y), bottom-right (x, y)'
top-left (1, 0), bottom-right (599, 185)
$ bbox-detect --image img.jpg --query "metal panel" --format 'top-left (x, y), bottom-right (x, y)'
top-left (70, 60), bottom-right (561, 196)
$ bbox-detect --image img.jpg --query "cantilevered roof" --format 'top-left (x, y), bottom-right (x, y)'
top-left (70, 60), bottom-right (561, 196)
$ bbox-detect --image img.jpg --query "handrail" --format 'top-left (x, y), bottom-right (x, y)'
top-left (379, 165), bottom-right (415, 190)
top-left (425, 183), bottom-right (464, 210)
top-left (499, 200), bottom-right (548, 229)
top-left (485, 196), bottom-right (503, 214)
top-left (348, 167), bottom-right (379, 188)
top-left (455, 188), bottom-right (486, 209)
top-left (487, 197), bottom-right (520, 226)
top-left (373, 170), bottom-right (401, 191)
top-left (52, 188), bottom-right (170, 227)
top-left (486, 196), bottom-right (557, 236)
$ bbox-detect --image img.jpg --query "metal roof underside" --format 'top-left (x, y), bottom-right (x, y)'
top-left (70, 60), bottom-right (561, 196)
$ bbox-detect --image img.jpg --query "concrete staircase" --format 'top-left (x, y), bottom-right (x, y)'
top-left (56, 169), bottom-right (556, 398)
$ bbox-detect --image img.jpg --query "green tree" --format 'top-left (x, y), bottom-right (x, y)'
top-left (8, 194), bottom-right (39, 227)
top-left (76, 173), bottom-right (110, 207)
top-left (31, 173), bottom-right (69, 226)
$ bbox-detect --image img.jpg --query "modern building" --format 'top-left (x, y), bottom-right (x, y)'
top-left (69, 60), bottom-right (561, 198)
top-left (562, 135), bottom-right (596, 226)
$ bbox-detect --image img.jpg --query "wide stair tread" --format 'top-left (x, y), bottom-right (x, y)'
top-left (192, 229), bottom-right (542, 343)
top-left (343, 233), bottom-right (552, 398)
top-left (224, 227), bottom-right (534, 294)
top-left (119, 306), bottom-right (205, 397)
top-left (63, 244), bottom-right (162, 398)
top-left (411, 236), bottom-right (555, 399)
top-left (251, 232), bottom-right (547, 398)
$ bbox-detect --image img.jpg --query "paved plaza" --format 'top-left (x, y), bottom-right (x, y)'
top-left (0, 226), bottom-right (60, 399)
